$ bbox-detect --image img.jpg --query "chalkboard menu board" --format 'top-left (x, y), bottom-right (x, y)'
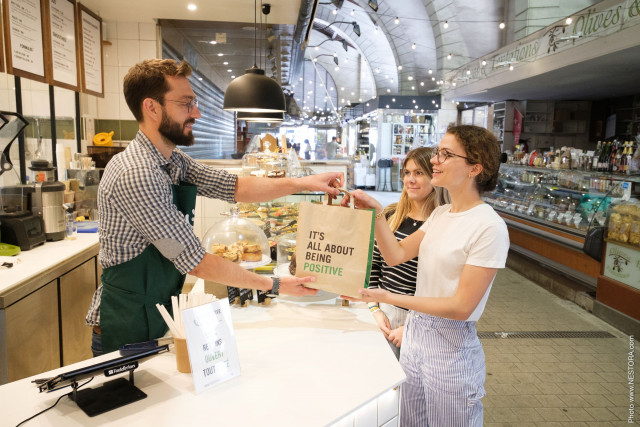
top-left (3, 0), bottom-right (50, 83)
top-left (77, 3), bottom-right (102, 97)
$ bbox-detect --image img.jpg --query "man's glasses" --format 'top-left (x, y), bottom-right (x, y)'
top-left (431, 148), bottom-right (471, 163)
top-left (164, 98), bottom-right (199, 113)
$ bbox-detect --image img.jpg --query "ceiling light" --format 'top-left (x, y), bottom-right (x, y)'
top-left (209, 41), bottom-right (217, 45)
top-left (481, 60), bottom-right (487, 66)
top-left (394, 17), bottom-right (400, 25)
top-left (509, 64), bottom-right (514, 70)
top-left (227, 69), bottom-right (232, 72)
top-left (218, 53), bottom-right (224, 57)
top-left (238, 111), bottom-right (284, 122)
top-left (412, 43), bottom-right (416, 50)
top-left (420, 82), bottom-right (424, 86)
top-left (428, 69), bottom-right (432, 74)
top-left (443, 21), bottom-right (449, 29)
top-left (431, 77), bottom-right (435, 81)
top-left (466, 70), bottom-right (471, 75)
top-left (452, 82), bottom-right (456, 86)
top-left (223, 0), bottom-right (286, 113)
top-left (374, 27), bottom-right (378, 35)
top-left (187, 4), bottom-right (197, 11)
top-left (386, 89), bottom-right (390, 93)
top-left (368, 0), bottom-right (378, 12)
top-left (411, 86), bottom-right (415, 90)
top-left (408, 76), bottom-right (413, 80)
top-left (566, 17), bottom-right (573, 25)
top-left (333, 8), bottom-right (337, 15)
top-left (223, 61), bottom-right (229, 65)
top-left (432, 100), bottom-right (435, 104)
top-left (499, 22), bottom-right (505, 29)
top-left (447, 53), bottom-right (452, 59)
top-left (350, 9), bottom-right (354, 16)
top-left (398, 65), bottom-right (402, 70)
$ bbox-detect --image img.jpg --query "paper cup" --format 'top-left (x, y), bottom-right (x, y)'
top-left (174, 338), bottom-right (191, 373)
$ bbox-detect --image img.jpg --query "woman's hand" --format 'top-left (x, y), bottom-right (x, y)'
top-left (279, 276), bottom-right (319, 296)
top-left (388, 325), bottom-right (404, 348)
top-left (372, 310), bottom-right (392, 338)
top-left (340, 189), bottom-right (383, 213)
top-left (341, 288), bottom-right (391, 303)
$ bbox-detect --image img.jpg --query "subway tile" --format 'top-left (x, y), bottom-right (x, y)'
top-left (139, 40), bottom-right (157, 60)
top-left (103, 66), bottom-right (120, 94)
top-left (139, 22), bottom-right (156, 41)
top-left (96, 93), bottom-right (120, 120)
top-left (118, 40), bottom-right (140, 67)
top-left (103, 40), bottom-right (119, 67)
top-left (116, 22), bottom-right (139, 40)
top-left (119, 92), bottom-right (135, 121)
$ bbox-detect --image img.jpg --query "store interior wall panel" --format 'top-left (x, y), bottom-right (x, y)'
top-left (507, 227), bottom-right (600, 279)
top-left (596, 275), bottom-right (640, 320)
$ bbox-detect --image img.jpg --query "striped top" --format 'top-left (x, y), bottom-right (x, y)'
top-left (86, 130), bottom-right (238, 325)
top-left (368, 215), bottom-right (424, 310)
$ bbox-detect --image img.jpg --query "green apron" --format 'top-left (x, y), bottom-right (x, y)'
top-left (100, 182), bottom-right (197, 353)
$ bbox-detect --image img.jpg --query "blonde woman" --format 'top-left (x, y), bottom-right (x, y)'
top-left (368, 147), bottom-right (448, 359)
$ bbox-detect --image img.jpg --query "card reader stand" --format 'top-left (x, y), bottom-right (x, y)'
top-left (68, 370), bottom-right (147, 417)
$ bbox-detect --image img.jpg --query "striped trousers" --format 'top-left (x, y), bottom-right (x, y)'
top-left (398, 312), bottom-right (485, 427)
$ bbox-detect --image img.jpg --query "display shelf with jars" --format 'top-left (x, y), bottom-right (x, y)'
top-left (483, 163), bottom-right (640, 286)
top-left (523, 101), bottom-right (553, 134)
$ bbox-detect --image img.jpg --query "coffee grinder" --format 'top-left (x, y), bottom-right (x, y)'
top-left (29, 161), bottom-right (66, 241)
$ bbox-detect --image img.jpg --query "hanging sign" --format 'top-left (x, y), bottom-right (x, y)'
top-left (47, 0), bottom-right (79, 91)
top-left (77, 3), bottom-right (103, 96)
top-left (181, 298), bottom-right (241, 394)
top-left (3, 0), bottom-right (49, 83)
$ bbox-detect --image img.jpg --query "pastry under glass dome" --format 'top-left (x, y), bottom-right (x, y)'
top-left (201, 207), bottom-right (271, 269)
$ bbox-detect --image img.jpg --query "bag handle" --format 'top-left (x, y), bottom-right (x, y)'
top-left (323, 187), bottom-right (354, 209)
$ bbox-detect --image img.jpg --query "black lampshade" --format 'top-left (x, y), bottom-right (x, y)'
top-left (238, 111), bottom-right (284, 122)
top-left (368, 0), bottom-right (378, 12)
top-left (223, 66), bottom-right (286, 113)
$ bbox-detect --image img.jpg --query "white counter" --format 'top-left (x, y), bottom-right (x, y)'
top-left (0, 295), bottom-right (406, 426)
top-left (0, 233), bottom-right (99, 302)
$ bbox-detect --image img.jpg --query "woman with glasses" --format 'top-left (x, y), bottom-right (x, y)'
top-left (368, 147), bottom-right (448, 359)
top-left (343, 125), bottom-right (509, 426)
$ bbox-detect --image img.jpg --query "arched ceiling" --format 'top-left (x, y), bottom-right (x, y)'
top-left (79, 0), bottom-right (609, 121)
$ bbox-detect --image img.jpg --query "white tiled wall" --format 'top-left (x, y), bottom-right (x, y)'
top-left (94, 20), bottom-right (159, 121)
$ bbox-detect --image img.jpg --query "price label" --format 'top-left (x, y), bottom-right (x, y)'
top-left (181, 298), bottom-right (241, 394)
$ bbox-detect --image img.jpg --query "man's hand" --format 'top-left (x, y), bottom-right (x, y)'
top-left (388, 325), bottom-right (404, 348)
top-left (279, 276), bottom-right (319, 296)
top-left (372, 310), bottom-right (392, 338)
top-left (299, 172), bottom-right (344, 197)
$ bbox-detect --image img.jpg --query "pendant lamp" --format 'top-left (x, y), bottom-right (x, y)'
top-left (238, 111), bottom-right (284, 122)
top-left (223, 0), bottom-right (286, 113)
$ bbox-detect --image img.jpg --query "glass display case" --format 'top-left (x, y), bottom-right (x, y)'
top-left (484, 164), bottom-right (640, 238)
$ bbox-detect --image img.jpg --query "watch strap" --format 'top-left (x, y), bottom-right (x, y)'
top-left (268, 277), bottom-right (280, 296)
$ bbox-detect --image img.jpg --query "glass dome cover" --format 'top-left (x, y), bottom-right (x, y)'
top-left (202, 207), bottom-right (271, 268)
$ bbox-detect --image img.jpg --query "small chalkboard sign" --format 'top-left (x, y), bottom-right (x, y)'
top-left (226, 287), bottom-right (253, 306)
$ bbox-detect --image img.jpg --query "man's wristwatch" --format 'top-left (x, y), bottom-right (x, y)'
top-left (267, 277), bottom-right (280, 296)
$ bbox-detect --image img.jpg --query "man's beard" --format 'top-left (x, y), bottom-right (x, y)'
top-left (158, 108), bottom-right (195, 147)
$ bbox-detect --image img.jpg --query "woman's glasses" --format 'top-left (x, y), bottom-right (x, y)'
top-left (431, 148), bottom-right (471, 163)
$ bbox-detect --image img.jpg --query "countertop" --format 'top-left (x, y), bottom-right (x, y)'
top-left (0, 233), bottom-right (99, 300)
top-left (0, 294), bottom-right (406, 426)
top-left (199, 159), bottom-right (352, 167)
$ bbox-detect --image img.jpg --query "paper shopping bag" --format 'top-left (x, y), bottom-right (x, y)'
top-left (295, 190), bottom-right (376, 298)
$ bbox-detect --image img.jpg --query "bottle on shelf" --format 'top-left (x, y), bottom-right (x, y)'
top-left (592, 141), bottom-right (601, 171)
top-left (609, 140), bottom-right (618, 173)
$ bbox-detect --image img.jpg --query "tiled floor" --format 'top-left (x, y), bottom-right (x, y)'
top-left (481, 268), bottom-right (637, 426)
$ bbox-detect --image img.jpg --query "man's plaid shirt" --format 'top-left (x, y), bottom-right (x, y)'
top-left (86, 131), bottom-right (237, 325)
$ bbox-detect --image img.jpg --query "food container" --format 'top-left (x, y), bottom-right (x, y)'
top-left (202, 207), bottom-right (271, 267)
top-left (275, 233), bottom-right (296, 277)
top-left (242, 152), bottom-right (288, 178)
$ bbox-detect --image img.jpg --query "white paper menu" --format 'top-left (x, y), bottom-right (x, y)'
top-left (8, 0), bottom-right (45, 77)
top-left (49, 0), bottom-right (77, 87)
top-left (80, 8), bottom-right (102, 94)
top-left (181, 298), bottom-right (241, 394)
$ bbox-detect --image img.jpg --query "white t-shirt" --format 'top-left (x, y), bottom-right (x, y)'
top-left (417, 203), bottom-right (509, 321)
